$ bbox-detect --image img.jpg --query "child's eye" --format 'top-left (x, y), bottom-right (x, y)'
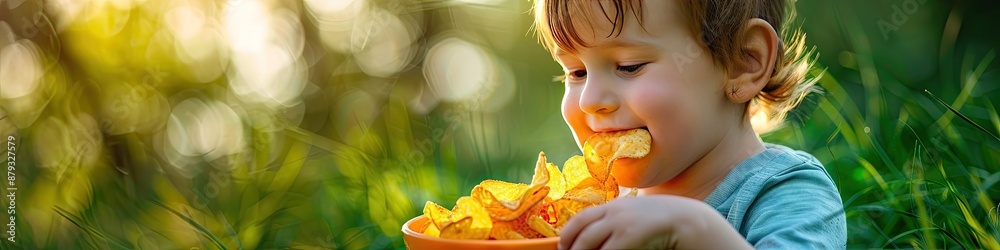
top-left (616, 63), bottom-right (649, 74)
top-left (567, 70), bottom-right (587, 80)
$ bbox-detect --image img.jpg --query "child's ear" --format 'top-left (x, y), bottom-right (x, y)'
top-left (726, 18), bottom-right (780, 104)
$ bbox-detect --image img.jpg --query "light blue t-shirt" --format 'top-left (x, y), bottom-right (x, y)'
top-left (703, 143), bottom-right (847, 248)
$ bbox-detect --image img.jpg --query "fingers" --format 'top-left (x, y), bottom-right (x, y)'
top-left (600, 228), bottom-right (645, 250)
top-left (559, 206), bottom-right (606, 250)
top-left (569, 219), bottom-right (612, 250)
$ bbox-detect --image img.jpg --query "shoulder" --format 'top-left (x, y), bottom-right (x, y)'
top-left (741, 143), bottom-right (847, 248)
top-left (726, 144), bottom-right (838, 198)
top-left (757, 143), bottom-right (835, 190)
top-left (749, 143), bottom-right (842, 219)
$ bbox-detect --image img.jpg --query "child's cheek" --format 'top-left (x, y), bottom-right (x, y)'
top-left (628, 82), bottom-right (678, 122)
top-left (561, 86), bottom-right (589, 149)
top-left (628, 81), bottom-right (687, 156)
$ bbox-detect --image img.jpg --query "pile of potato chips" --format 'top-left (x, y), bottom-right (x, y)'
top-left (420, 128), bottom-right (651, 240)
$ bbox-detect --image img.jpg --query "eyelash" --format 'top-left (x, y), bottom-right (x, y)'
top-left (617, 63), bottom-right (647, 73)
top-left (559, 63), bottom-right (649, 82)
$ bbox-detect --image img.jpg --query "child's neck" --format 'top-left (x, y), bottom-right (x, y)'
top-left (638, 122), bottom-right (765, 200)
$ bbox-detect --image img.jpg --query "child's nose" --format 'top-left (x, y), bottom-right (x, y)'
top-left (579, 75), bottom-right (620, 114)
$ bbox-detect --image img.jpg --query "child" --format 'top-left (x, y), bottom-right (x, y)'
top-left (532, 0), bottom-right (846, 249)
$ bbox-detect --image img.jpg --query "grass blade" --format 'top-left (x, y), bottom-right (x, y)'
top-left (151, 200), bottom-right (228, 250)
top-left (826, 125), bottom-right (843, 190)
top-left (218, 211), bottom-right (244, 250)
top-left (53, 207), bottom-right (131, 249)
top-left (851, 205), bottom-right (970, 249)
top-left (925, 89), bottom-right (1000, 143)
top-left (955, 197), bottom-right (1000, 249)
top-left (985, 98), bottom-right (1000, 139)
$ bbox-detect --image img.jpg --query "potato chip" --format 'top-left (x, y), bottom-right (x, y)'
top-left (583, 142), bottom-right (610, 183)
top-left (561, 155), bottom-right (590, 190)
top-left (543, 162), bottom-right (565, 200)
top-left (489, 199), bottom-right (547, 239)
top-left (423, 201), bottom-right (459, 229)
top-left (490, 218), bottom-right (541, 240)
top-left (549, 200), bottom-right (582, 230)
top-left (560, 178), bottom-right (607, 204)
top-left (527, 215), bottom-right (559, 237)
top-left (504, 231), bottom-right (526, 239)
top-left (423, 222), bottom-right (441, 237)
top-left (472, 153), bottom-right (552, 221)
top-left (625, 187), bottom-right (639, 197)
top-left (473, 182), bottom-right (550, 221)
top-left (602, 175), bottom-right (621, 201)
top-left (421, 198), bottom-right (492, 239)
top-left (418, 129), bottom-right (652, 240)
top-left (472, 180), bottom-right (530, 208)
top-left (523, 153), bottom-right (567, 202)
top-left (584, 128), bottom-right (651, 183)
top-left (539, 201), bottom-right (557, 224)
top-left (529, 152), bottom-right (551, 187)
top-left (488, 221), bottom-right (526, 240)
top-left (452, 197), bottom-right (492, 239)
top-left (545, 179), bottom-right (606, 231)
top-left (439, 217), bottom-right (476, 239)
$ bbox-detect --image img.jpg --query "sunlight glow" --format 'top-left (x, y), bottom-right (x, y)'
top-left (166, 98), bottom-right (246, 162)
top-left (225, 3), bottom-right (306, 107)
top-left (353, 8), bottom-right (417, 77)
top-left (0, 40), bottom-right (42, 99)
top-left (423, 38), bottom-right (495, 102)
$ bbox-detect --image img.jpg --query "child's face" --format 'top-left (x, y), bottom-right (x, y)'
top-left (555, 1), bottom-right (741, 188)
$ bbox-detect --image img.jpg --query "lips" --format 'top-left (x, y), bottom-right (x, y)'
top-left (589, 127), bottom-right (649, 142)
top-left (592, 126), bottom-right (648, 133)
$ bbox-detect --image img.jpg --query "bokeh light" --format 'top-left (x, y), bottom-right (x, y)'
top-left (166, 97), bottom-right (246, 163)
top-left (306, 0), bottom-right (367, 53)
top-left (165, 2), bottom-right (229, 83)
top-left (224, 2), bottom-right (306, 108)
top-left (353, 7), bottom-right (418, 77)
top-left (0, 40), bottom-right (42, 99)
top-left (31, 112), bottom-right (103, 170)
top-left (423, 37), bottom-right (495, 102)
top-left (98, 82), bottom-right (170, 135)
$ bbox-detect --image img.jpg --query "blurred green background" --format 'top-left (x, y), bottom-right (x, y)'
top-left (0, 0), bottom-right (998, 249)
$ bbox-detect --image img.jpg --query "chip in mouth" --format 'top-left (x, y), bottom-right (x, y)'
top-left (583, 128), bottom-right (652, 184)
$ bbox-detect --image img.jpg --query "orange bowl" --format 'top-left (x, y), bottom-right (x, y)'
top-left (401, 215), bottom-right (559, 250)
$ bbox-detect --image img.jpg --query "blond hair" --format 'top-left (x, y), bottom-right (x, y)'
top-left (533, 0), bottom-right (819, 133)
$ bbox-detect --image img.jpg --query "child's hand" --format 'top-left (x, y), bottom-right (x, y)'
top-left (558, 195), bottom-right (752, 250)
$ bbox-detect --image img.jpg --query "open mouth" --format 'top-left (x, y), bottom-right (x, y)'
top-left (587, 127), bottom-right (649, 143)
top-left (582, 126), bottom-right (653, 182)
